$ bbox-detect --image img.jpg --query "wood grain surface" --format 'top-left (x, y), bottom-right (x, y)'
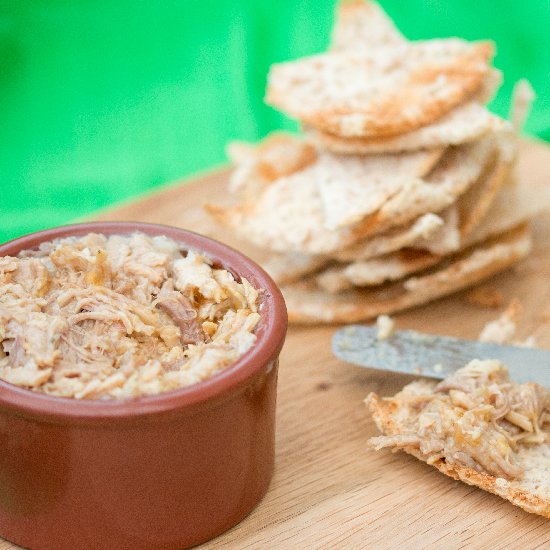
top-left (3, 140), bottom-right (550, 549)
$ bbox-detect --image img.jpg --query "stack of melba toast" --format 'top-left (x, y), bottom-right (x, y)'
top-left (207, 0), bottom-right (544, 323)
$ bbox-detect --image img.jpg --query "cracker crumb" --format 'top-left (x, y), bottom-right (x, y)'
top-left (516, 335), bottom-right (537, 348)
top-left (466, 286), bottom-right (504, 308)
top-left (479, 298), bottom-right (522, 344)
top-left (433, 363), bottom-right (444, 373)
top-left (511, 79), bottom-right (536, 133)
top-left (376, 315), bottom-right (395, 341)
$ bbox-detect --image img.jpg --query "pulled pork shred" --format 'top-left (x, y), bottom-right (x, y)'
top-left (0, 232), bottom-right (261, 399)
top-left (368, 360), bottom-right (550, 480)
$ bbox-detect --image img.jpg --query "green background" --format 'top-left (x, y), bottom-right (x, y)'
top-left (1, 0), bottom-right (549, 243)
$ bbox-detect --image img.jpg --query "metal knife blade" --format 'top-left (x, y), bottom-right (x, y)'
top-left (332, 325), bottom-right (550, 387)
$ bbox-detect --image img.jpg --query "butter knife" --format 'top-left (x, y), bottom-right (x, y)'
top-left (332, 325), bottom-right (550, 387)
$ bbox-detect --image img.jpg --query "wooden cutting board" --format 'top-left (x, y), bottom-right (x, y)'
top-left (3, 140), bottom-right (550, 549)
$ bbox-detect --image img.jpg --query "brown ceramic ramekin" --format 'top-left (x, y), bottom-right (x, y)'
top-left (0, 222), bottom-right (287, 550)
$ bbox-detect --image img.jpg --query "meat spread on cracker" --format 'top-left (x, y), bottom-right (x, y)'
top-left (366, 359), bottom-right (550, 518)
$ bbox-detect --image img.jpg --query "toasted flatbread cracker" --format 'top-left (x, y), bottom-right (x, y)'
top-left (315, 169), bottom-right (544, 293)
top-left (209, 142), bottom-right (447, 255)
top-left (282, 225), bottom-right (531, 323)
top-left (464, 182), bottom-right (550, 246)
top-left (229, 131), bottom-right (443, 210)
top-left (457, 133), bottom-right (516, 239)
top-left (315, 174), bottom-right (527, 293)
top-left (421, 131), bottom-right (517, 251)
top-left (316, 249), bottom-right (440, 293)
top-left (261, 209), bottom-right (453, 285)
top-left (236, 164), bottom-right (549, 285)
top-left (227, 133), bottom-right (317, 200)
top-left (330, 0), bottom-right (405, 51)
top-left (318, 147), bottom-right (445, 230)
top-left (259, 211), bottom-right (451, 286)
top-left (324, 137), bottom-right (495, 238)
top-left (206, 170), bottom-right (349, 255)
top-left (226, 141), bottom-right (257, 165)
top-left (366, 368), bottom-right (550, 518)
top-left (414, 172), bottom-right (550, 254)
top-left (226, 131), bottom-right (314, 166)
top-left (259, 213), bottom-right (445, 286)
top-left (402, 225), bottom-right (530, 296)
top-left (207, 137), bottom-right (516, 259)
top-left (266, 39), bottom-right (494, 138)
top-left (419, 132), bottom-right (515, 253)
top-left (475, 67), bottom-right (503, 103)
top-left (333, 212), bottom-right (445, 262)
top-left (259, 252), bottom-right (328, 286)
top-left (305, 102), bottom-right (510, 155)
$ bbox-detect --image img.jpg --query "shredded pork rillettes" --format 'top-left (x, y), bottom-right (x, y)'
top-left (0, 232), bottom-right (261, 399)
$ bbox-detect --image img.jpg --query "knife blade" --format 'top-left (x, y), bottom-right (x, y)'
top-left (332, 325), bottom-right (550, 387)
